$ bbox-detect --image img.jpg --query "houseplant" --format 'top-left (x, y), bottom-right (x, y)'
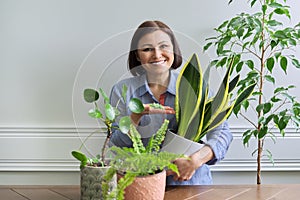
top-left (72, 85), bottom-right (145, 199)
top-left (203, 0), bottom-right (300, 184)
top-left (161, 53), bottom-right (255, 155)
top-left (102, 119), bottom-right (186, 200)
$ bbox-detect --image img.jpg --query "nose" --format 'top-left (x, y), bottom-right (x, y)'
top-left (153, 47), bottom-right (162, 58)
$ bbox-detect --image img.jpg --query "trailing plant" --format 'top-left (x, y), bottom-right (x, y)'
top-left (102, 119), bottom-right (186, 200)
top-left (203, 0), bottom-right (300, 184)
top-left (71, 85), bottom-right (144, 168)
top-left (175, 53), bottom-right (255, 142)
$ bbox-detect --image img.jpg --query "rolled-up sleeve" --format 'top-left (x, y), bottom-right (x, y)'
top-left (204, 120), bottom-right (233, 165)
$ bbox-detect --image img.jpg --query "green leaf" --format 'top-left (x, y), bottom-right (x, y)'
top-left (84, 89), bottom-right (99, 103)
top-left (71, 150), bottom-right (88, 168)
top-left (263, 102), bottom-right (272, 114)
top-left (119, 116), bottom-right (131, 134)
top-left (274, 8), bottom-right (286, 15)
top-left (237, 28), bottom-right (244, 38)
top-left (88, 108), bottom-right (102, 118)
top-left (128, 98), bottom-right (144, 113)
top-left (99, 88), bottom-right (110, 104)
top-left (105, 103), bottom-right (115, 121)
top-left (256, 104), bottom-right (264, 113)
top-left (203, 42), bottom-right (213, 51)
top-left (267, 20), bottom-right (282, 27)
top-left (258, 126), bottom-right (268, 139)
top-left (270, 40), bottom-right (277, 50)
top-left (246, 60), bottom-right (254, 70)
top-left (236, 61), bottom-right (244, 73)
top-left (266, 57), bottom-right (275, 73)
top-left (273, 30), bottom-right (286, 39)
top-left (234, 83), bottom-right (256, 109)
top-left (292, 59), bottom-right (300, 68)
top-left (280, 56), bottom-right (288, 74)
top-left (121, 85), bottom-right (128, 102)
top-left (265, 75), bottom-right (275, 84)
top-left (229, 74), bottom-right (240, 93)
top-left (176, 54), bottom-right (203, 137)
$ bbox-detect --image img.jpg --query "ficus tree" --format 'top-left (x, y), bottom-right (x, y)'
top-left (204, 0), bottom-right (300, 184)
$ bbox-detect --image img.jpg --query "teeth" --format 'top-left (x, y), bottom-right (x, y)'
top-left (151, 60), bottom-right (165, 65)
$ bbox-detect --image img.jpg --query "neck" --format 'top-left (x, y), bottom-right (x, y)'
top-left (147, 72), bottom-right (170, 100)
top-left (146, 71), bottom-right (170, 87)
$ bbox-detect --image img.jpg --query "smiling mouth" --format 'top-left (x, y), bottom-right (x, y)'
top-left (150, 60), bottom-right (166, 65)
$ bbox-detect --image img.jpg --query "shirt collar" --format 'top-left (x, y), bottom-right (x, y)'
top-left (137, 70), bottom-right (178, 97)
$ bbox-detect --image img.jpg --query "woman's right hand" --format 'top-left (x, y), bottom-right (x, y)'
top-left (130, 104), bottom-right (175, 126)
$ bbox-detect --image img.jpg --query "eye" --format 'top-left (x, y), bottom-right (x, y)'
top-left (142, 48), bottom-right (154, 52)
top-left (160, 44), bottom-right (169, 49)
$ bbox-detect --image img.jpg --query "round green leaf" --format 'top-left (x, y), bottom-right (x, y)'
top-left (88, 109), bottom-right (102, 118)
top-left (119, 116), bottom-right (131, 134)
top-left (84, 89), bottom-right (99, 103)
top-left (128, 98), bottom-right (144, 113)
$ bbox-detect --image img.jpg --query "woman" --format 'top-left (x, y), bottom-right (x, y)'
top-left (109, 20), bottom-right (233, 185)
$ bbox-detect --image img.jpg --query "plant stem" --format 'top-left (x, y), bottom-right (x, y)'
top-left (257, 0), bottom-right (266, 184)
top-left (102, 129), bottom-right (112, 164)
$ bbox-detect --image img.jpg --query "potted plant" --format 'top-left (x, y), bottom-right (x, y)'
top-left (161, 53), bottom-right (255, 155)
top-left (102, 119), bottom-right (186, 200)
top-left (203, 0), bottom-right (300, 184)
top-left (71, 85), bottom-right (144, 199)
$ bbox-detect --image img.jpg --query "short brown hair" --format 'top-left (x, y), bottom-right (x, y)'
top-left (128, 20), bottom-right (182, 76)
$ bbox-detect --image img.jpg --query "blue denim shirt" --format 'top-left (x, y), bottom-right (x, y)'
top-left (109, 70), bottom-right (233, 185)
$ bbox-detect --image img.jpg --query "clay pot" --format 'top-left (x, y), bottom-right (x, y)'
top-left (119, 170), bottom-right (166, 200)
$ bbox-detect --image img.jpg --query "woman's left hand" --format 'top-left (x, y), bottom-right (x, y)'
top-left (166, 157), bottom-right (197, 181)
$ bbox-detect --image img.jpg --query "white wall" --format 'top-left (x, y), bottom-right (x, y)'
top-left (1, 0), bottom-right (300, 185)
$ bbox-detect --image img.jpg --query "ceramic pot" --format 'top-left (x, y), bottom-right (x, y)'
top-left (160, 129), bottom-right (204, 155)
top-left (80, 166), bottom-right (117, 200)
top-left (118, 170), bottom-right (166, 200)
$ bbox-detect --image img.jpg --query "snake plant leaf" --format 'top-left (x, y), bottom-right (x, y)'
top-left (202, 105), bottom-right (234, 136)
top-left (202, 57), bottom-right (234, 131)
top-left (234, 83), bottom-right (256, 109)
top-left (176, 53), bottom-right (203, 137)
top-left (229, 74), bottom-right (240, 93)
top-left (84, 88), bottom-right (99, 103)
top-left (128, 98), bottom-right (144, 114)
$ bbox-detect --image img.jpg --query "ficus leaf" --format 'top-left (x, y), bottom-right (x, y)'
top-left (280, 56), bottom-right (288, 74)
top-left (266, 57), bottom-right (275, 73)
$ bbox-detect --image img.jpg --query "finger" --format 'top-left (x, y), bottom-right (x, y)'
top-left (166, 170), bottom-right (176, 176)
top-left (172, 174), bottom-right (179, 181)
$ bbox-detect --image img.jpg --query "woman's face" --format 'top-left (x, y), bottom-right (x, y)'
top-left (136, 30), bottom-right (174, 76)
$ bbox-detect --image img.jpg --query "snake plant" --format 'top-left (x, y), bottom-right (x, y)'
top-left (176, 53), bottom-right (255, 142)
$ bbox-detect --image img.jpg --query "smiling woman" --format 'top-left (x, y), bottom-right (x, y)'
top-left (108, 20), bottom-right (233, 186)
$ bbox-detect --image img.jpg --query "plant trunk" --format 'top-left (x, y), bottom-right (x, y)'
top-left (257, 139), bottom-right (263, 184)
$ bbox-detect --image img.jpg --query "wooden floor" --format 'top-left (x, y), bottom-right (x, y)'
top-left (1, 184), bottom-right (300, 200)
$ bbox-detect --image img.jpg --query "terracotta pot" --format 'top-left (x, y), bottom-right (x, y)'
top-left (161, 129), bottom-right (204, 155)
top-left (118, 170), bottom-right (166, 200)
top-left (81, 166), bottom-right (117, 200)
